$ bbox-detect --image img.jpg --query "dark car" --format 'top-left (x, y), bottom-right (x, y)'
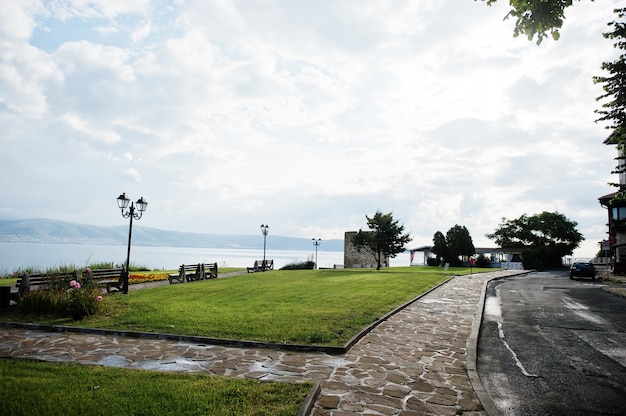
top-left (570, 262), bottom-right (596, 280)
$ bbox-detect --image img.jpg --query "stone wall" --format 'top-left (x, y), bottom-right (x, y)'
top-left (344, 231), bottom-right (389, 268)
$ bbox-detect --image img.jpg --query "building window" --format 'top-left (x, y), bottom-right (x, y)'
top-left (611, 206), bottom-right (626, 221)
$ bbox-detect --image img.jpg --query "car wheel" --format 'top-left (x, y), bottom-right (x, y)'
top-left (570, 274), bottom-right (574, 280)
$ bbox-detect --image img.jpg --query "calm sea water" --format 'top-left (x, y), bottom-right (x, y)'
top-left (0, 242), bottom-right (412, 273)
top-left (0, 242), bottom-right (348, 272)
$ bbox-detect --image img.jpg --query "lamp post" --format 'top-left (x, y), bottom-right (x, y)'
top-left (117, 193), bottom-right (148, 294)
top-left (312, 238), bottom-right (321, 270)
top-left (260, 224), bottom-right (269, 271)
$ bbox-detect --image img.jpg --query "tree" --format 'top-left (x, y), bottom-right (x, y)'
top-left (486, 211), bottom-right (584, 268)
top-left (446, 225), bottom-right (476, 264)
top-left (352, 211), bottom-right (412, 270)
top-left (478, 0), bottom-right (591, 44)
top-left (431, 231), bottom-right (448, 264)
top-left (431, 225), bottom-right (475, 266)
top-left (594, 8), bottom-right (626, 196)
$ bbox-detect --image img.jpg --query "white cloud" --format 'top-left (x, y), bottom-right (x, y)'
top-left (61, 113), bottom-right (121, 143)
top-left (0, 0), bottom-right (621, 258)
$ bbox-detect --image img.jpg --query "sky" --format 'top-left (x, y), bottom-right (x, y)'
top-left (0, 0), bottom-right (622, 258)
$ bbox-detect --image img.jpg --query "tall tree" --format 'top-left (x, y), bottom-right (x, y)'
top-left (594, 8), bottom-right (626, 196)
top-left (486, 211), bottom-right (584, 268)
top-left (446, 225), bottom-right (476, 263)
top-left (478, 0), bottom-right (591, 44)
top-left (431, 225), bottom-right (475, 266)
top-left (352, 211), bottom-right (412, 270)
top-left (431, 231), bottom-right (448, 264)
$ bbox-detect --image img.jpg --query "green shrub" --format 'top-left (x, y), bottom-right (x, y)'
top-left (476, 254), bottom-right (491, 268)
top-left (65, 281), bottom-right (102, 320)
top-left (19, 290), bottom-right (65, 315)
top-left (280, 260), bottom-right (315, 270)
top-left (19, 277), bottom-right (103, 320)
top-left (86, 261), bottom-right (116, 269)
top-left (86, 262), bottom-right (150, 272)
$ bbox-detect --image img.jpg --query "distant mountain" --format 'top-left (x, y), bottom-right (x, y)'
top-left (0, 219), bottom-right (344, 251)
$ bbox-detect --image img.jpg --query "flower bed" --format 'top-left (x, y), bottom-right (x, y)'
top-left (128, 272), bottom-right (170, 285)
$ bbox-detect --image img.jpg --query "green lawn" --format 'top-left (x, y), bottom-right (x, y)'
top-left (1, 267), bottom-right (482, 346)
top-left (0, 358), bottom-right (312, 416)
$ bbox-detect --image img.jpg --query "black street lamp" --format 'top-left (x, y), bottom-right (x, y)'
top-left (312, 238), bottom-right (321, 270)
top-left (117, 193), bottom-right (148, 294)
top-left (260, 224), bottom-right (269, 270)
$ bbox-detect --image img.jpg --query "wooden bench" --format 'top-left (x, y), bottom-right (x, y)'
top-left (247, 259), bottom-right (274, 273)
top-left (247, 260), bottom-right (264, 273)
top-left (84, 268), bottom-right (124, 293)
top-left (203, 262), bottom-right (218, 279)
top-left (168, 263), bottom-right (218, 284)
top-left (169, 264), bottom-right (200, 284)
top-left (10, 270), bottom-right (80, 303)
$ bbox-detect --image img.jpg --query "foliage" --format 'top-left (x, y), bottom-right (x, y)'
top-left (426, 257), bottom-right (440, 266)
top-left (280, 260), bottom-right (315, 270)
top-left (486, 211), bottom-right (584, 268)
top-left (0, 358), bottom-right (312, 416)
top-left (18, 290), bottom-right (66, 316)
top-left (521, 246), bottom-right (565, 269)
top-left (594, 8), bottom-right (626, 196)
top-left (18, 274), bottom-right (103, 320)
top-left (0, 267), bottom-right (469, 346)
top-left (86, 261), bottom-right (150, 272)
top-left (479, 0), bottom-right (588, 44)
top-left (65, 279), bottom-right (102, 320)
top-left (446, 225), bottom-right (476, 265)
top-left (431, 225), bottom-right (475, 266)
top-left (351, 211), bottom-right (412, 270)
top-left (476, 254), bottom-right (492, 268)
top-left (431, 231), bottom-right (447, 263)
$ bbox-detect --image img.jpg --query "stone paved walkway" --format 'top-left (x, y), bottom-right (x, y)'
top-left (0, 270), bottom-right (526, 415)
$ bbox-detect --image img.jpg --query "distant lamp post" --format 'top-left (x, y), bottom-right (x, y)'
top-left (117, 193), bottom-right (148, 294)
top-left (312, 238), bottom-right (321, 270)
top-left (260, 224), bottom-right (269, 270)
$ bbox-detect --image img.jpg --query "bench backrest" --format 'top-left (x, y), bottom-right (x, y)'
top-left (203, 262), bottom-right (218, 278)
top-left (85, 268), bottom-right (124, 281)
top-left (16, 270), bottom-right (80, 297)
top-left (176, 263), bottom-right (218, 279)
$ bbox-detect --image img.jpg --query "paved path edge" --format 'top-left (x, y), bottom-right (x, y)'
top-left (298, 381), bottom-right (321, 416)
top-left (0, 275), bottom-right (456, 356)
top-left (466, 270), bottom-right (532, 416)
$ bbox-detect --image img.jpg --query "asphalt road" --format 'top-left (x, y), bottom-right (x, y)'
top-left (477, 270), bottom-right (626, 416)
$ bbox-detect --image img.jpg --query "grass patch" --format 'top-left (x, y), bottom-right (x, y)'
top-left (0, 358), bottom-right (311, 416)
top-left (0, 267), bottom-right (485, 346)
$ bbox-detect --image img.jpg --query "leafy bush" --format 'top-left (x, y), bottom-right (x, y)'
top-left (19, 290), bottom-right (65, 315)
top-left (65, 279), bottom-right (103, 320)
top-left (522, 246), bottom-right (564, 270)
top-left (426, 257), bottom-right (439, 266)
top-left (448, 258), bottom-right (463, 267)
top-left (476, 254), bottom-right (491, 268)
top-left (19, 276), bottom-right (103, 320)
top-left (280, 260), bottom-right (315, 270)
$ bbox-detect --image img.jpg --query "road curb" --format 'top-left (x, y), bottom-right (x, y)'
top-left (466, 270), bottom-right (532, 416)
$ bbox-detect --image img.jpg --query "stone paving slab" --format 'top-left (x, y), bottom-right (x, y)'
top-left (0, 270), bottom-right (527, 416)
